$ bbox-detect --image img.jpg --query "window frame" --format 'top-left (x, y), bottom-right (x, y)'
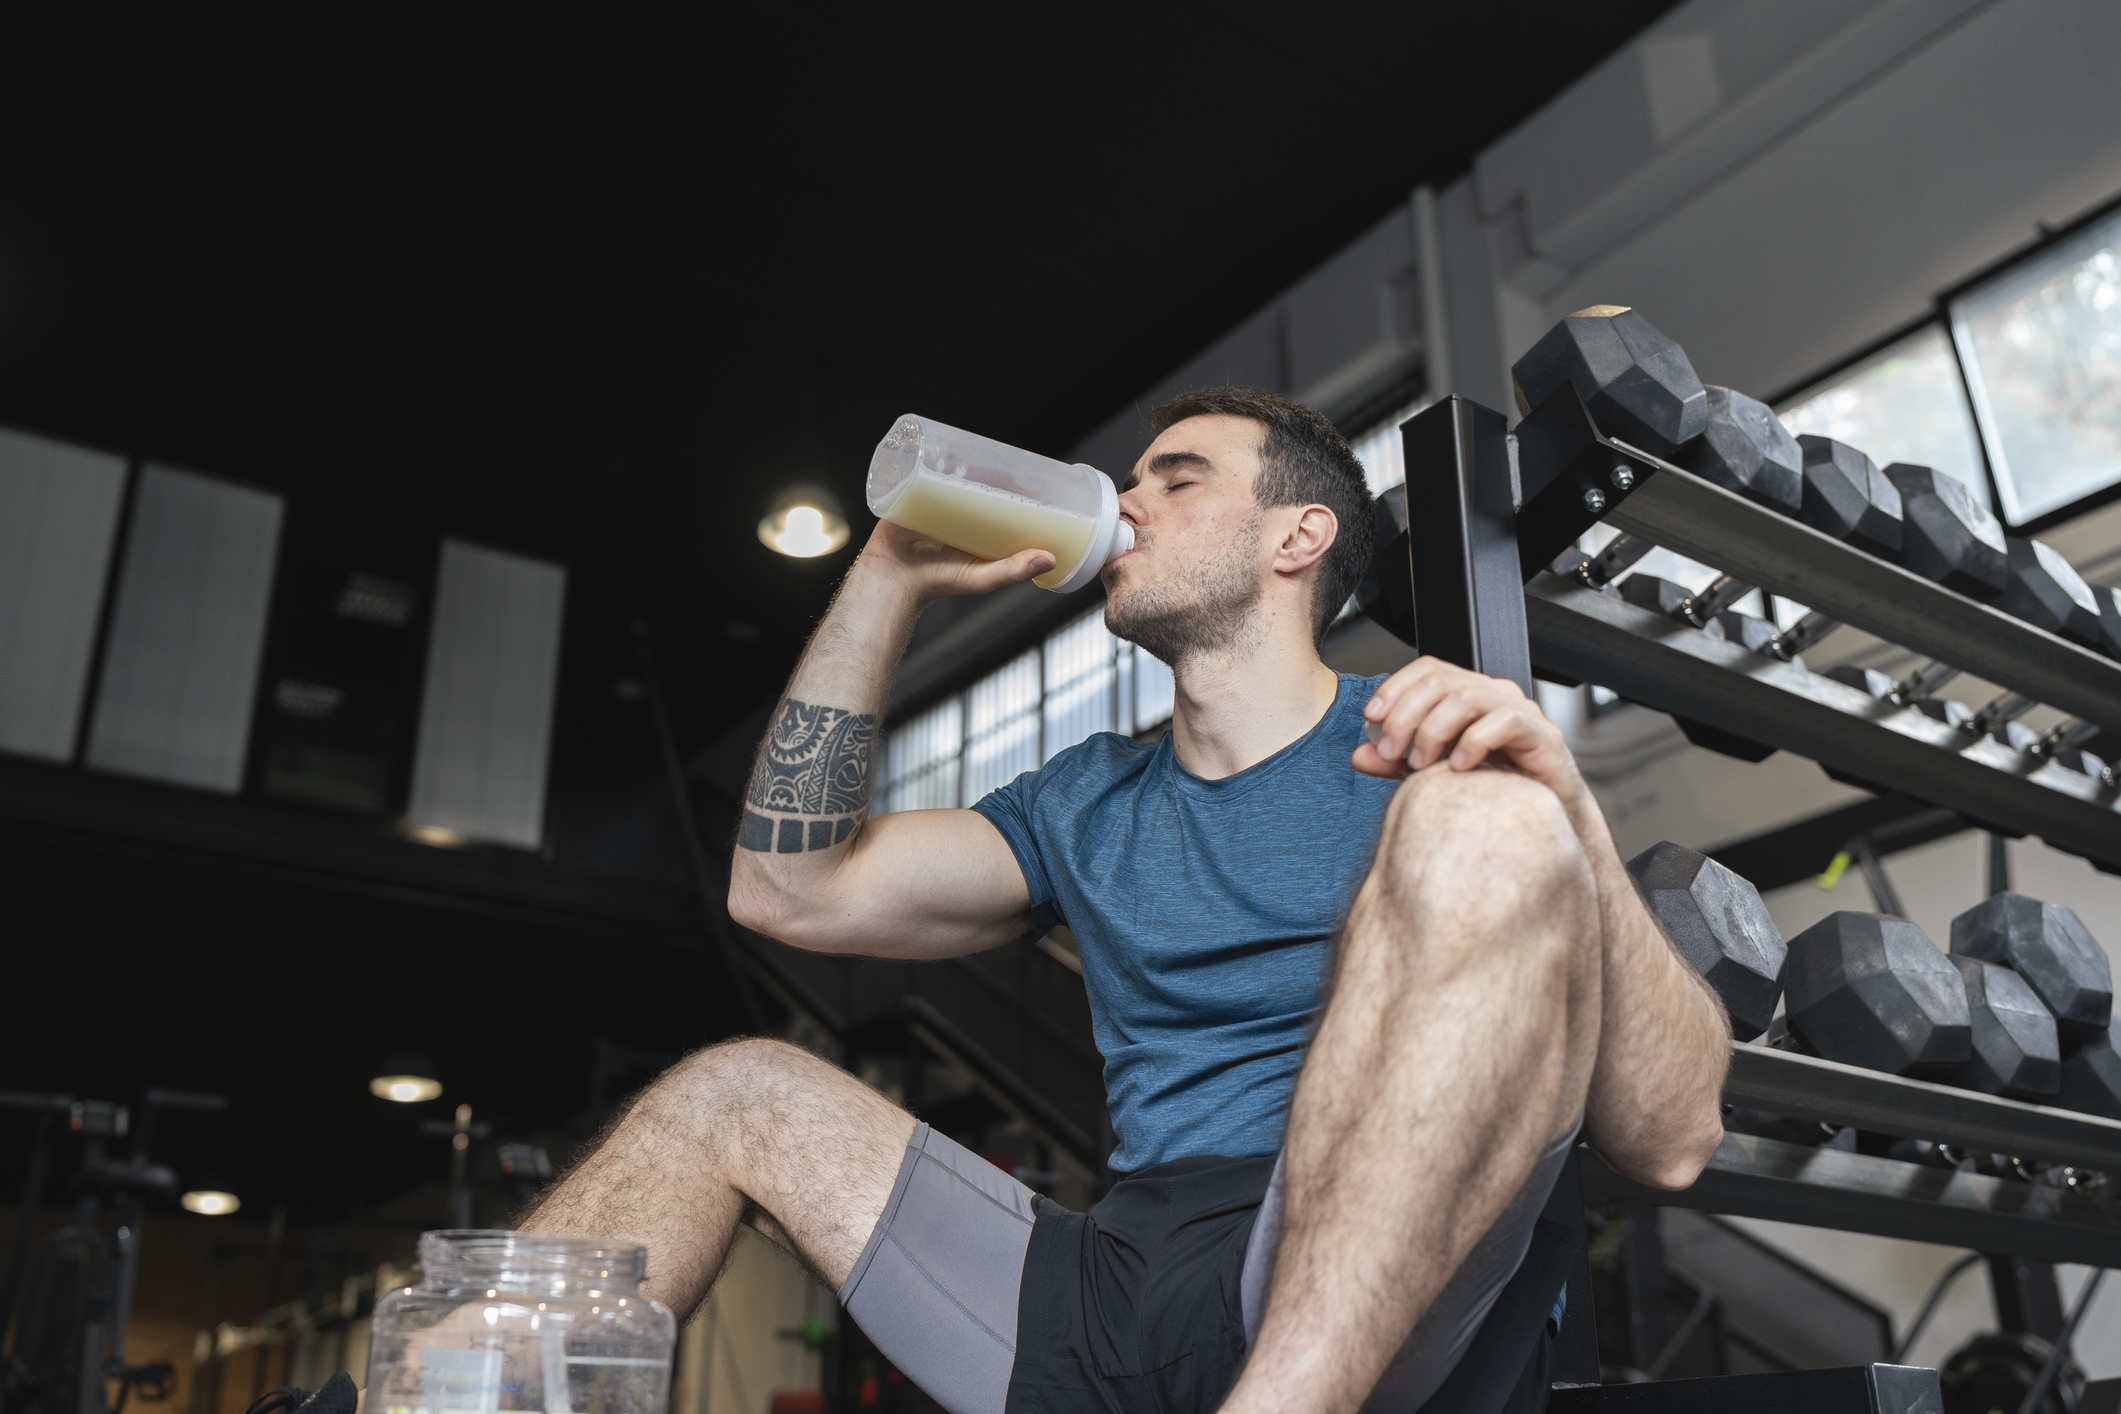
top-left (875, 606), bottom-right (1175, 815)
top-left (1771, 187), bottom-right (2121, 536)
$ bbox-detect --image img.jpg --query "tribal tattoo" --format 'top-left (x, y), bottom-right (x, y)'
top-left (737, 698), bottom-right (876, 853)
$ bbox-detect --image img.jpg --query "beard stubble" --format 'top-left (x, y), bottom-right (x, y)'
top-left (1104, 509), bottom-right (1266, 667)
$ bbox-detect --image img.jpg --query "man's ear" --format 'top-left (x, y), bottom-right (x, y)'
top-left (1273, 504), bottom-right (1339, 577)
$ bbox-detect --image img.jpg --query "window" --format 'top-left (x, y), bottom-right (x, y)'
top-left (877, 694), bottom-right (961, 816)
top-left (874, 607), bottom-right (1177, 814)
top-left (1778, 324), bottom-right (1986, 497)
top-left (962, 649), bottom-right (1041, 805)
top-left (1950, 203), bottom-right (2121, 524)
top-left (1043, 611), bottom-right (1119, 761)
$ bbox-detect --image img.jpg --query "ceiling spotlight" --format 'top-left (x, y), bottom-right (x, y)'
top-left (371, 1074), bottom-right (444, 1103)
top-left (401, 822), bottom-right (466, 848)
top-left (181, 1189), bottom-right (241, 1216)
top-left (371, 1051), bottom-right (443, 1103)
top-left (759, 487), bottom-right (850, 559)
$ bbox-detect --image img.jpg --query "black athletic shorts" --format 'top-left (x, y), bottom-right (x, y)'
top-left (838, 1123), bottom-right (1581, 1414)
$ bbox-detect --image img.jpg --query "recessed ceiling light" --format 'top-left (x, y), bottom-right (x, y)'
top-left (370, 1074), bottom-right (444, 1103)
top-left (401, 822), bottom-right (467, 848)
top-left (182, 1190), bottom-right (241, 1216)
top-left (759, 487), bottom-right (851, 559)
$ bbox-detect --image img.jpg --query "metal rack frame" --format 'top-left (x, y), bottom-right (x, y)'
top-left (1394, 391), bottom-right (2121, 1328)
top-left (1525, 573), bottom-right (2121, 867)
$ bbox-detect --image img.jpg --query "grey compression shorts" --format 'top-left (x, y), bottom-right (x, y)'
top-left (836, 1121), bottom-right (1579, 1414)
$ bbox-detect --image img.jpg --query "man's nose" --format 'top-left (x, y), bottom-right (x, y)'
top-left (1117, 484), bottom-right (1147, 524)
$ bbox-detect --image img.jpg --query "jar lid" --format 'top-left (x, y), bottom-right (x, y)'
top-left (418, 1230), bottom-right (647, 1288)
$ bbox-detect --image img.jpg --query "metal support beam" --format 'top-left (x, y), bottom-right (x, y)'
top-left (1724, 1044), bottom-right (2121, 1171)
top-left (1602, 455), bottom-right (2121, 734)
top-left (1525, 574), bottom-right (2121, 868)
top-left (1584, 1133), bottom-right (2121, 1268)
top-left (1548, 1363), bottom-right (1940, 1413)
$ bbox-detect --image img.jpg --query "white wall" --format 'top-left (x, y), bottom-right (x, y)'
top-left (1439, 0), bottom-right (2121, 409)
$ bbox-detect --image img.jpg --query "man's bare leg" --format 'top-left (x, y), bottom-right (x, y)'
top-left (521, 1037), bottom-right (916, 1317)
top-left (1223, 767), bottom-right (1603, 1414)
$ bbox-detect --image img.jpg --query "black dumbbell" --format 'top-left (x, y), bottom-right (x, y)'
top-left (1511, 305), bottom-right (1707, 457)
top-left (1950, 893), bottom-right (2112, 1046)
top-left (1617, 572), bottom-right (1753, 631)
top-left (1939, 954), bottom-right (2061, 1099)
top-left (1626, 842), bottom-right (1787, 1041)
top-left (1994, 537), bottom-right (2105, 647)
top-left (2036, 718), bottom-right (2113, 780)
top-left (1675, 386), bottom-right (1803, 513)
top-left (1783, 912), bottom-right (1970, 1074)
top-left (1883, 464), bottom-right (2008, 598)
top-left (1797, 436), bottom-right (1903, 558)
top-left (2058, 1019), bottom-right (2121, 1119)
top-left (2092, 584), bottom-right (2121, 660)
top-left (1952, 892), bottom-right (2116, 1118)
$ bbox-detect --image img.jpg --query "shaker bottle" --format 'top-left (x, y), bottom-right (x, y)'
top-left (867, 414), bottom-right (1134, 592)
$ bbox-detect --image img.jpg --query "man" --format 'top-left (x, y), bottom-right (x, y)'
top-left (524, 389), bottom-right (1730, 1414)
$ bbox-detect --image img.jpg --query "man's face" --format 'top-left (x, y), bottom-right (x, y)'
top-left (1102, 414), bottom-right (1274, 664)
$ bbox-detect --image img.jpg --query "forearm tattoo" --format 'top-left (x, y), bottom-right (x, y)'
top-left (737, 698), bottom-right (877, 853)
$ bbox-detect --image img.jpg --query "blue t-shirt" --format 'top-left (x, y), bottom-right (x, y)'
top-left (973, 673), bottom-right (1397, 1172)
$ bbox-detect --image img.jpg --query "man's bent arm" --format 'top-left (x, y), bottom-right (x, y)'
top-left (728, 527), bottom-right (1049, 959)
top-left (1564, 798), bottom-right (1730, 1190)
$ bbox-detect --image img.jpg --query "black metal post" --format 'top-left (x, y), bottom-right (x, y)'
top-left (0, 1099), bottom-right (65, 1354)
top-left (1988, 1253), bottom-right (2066, 1341)
top-left (1402, 398), bottom-right (1533, 692)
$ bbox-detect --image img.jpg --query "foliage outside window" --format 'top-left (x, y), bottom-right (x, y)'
top-left (1950, 205), bottom-right (2121, 524)
top-left (1778, 324), bottom-right (1986, 497)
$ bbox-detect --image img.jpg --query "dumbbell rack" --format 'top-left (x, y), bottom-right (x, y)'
top-left (1395, 394), bottom-right (2121, 1269)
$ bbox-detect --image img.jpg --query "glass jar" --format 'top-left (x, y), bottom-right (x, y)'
top-left (365, 1231), bottom-right (674, 1414)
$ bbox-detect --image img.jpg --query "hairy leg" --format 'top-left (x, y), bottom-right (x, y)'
top-left (521, 1037), bottom-right (916, 1318)
top-left (1223, 767), bottom-right (1603, 1414)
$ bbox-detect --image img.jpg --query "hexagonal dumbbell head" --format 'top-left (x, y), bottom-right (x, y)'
top-left (1994, 537), bottom-right (2103, 646)
top-left (2090, 583), bottom-right (2121, 660)
top-left (1825, 664), bottom-right (1896, 700)
top-left (1785, 912), bottom-right (1970, 1073)
top-left (1676, 387), bottom-right (1803, 513)
top-left (1511, 306), bottom-right (1708, 457)
top-left (1626, 841), bottom-right (1787, 1040)
top-left (1940, 955), bottom-right (2061, 1098)
top-left (1914, 697), bottom-right (1974, 731)
top-left (1950, 893), bottom-right (2114, 1047)
top-left (1882, 464), bottom-right (2008, 599)
top-left (2057, 1019), bottom-right (2121, 1119)
top-left (1712, 611), bottom-right (1780, 656)
top-left (1796, 436), bottom-right (1903, 557)
top-left (1618, 573), bottom-right (1692, 620)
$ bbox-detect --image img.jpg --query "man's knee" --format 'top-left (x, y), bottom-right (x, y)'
top-left (1380, 767), bottom-right (1580, 872)
top-left (647, 1036), bottom-right (823, 1123)
top-left (1371, 768), bottom-right (1592, 926)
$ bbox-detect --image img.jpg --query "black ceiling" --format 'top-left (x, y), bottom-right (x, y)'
top-left (0, 6), bottom-right (1681, 1223)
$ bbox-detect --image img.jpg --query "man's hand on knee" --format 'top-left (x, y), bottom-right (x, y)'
top-left (1354, 658), bottom-right (1587, 815)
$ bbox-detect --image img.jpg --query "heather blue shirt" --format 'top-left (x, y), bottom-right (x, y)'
top-left (973, 673), bottom-right (1397, 1172)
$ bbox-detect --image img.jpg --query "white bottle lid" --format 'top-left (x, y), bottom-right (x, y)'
top-left (1040, 468), bottom-right (1134, 593)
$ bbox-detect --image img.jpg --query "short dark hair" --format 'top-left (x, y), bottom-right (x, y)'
top-left (1144, 387), bottom-right (1375, 643)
